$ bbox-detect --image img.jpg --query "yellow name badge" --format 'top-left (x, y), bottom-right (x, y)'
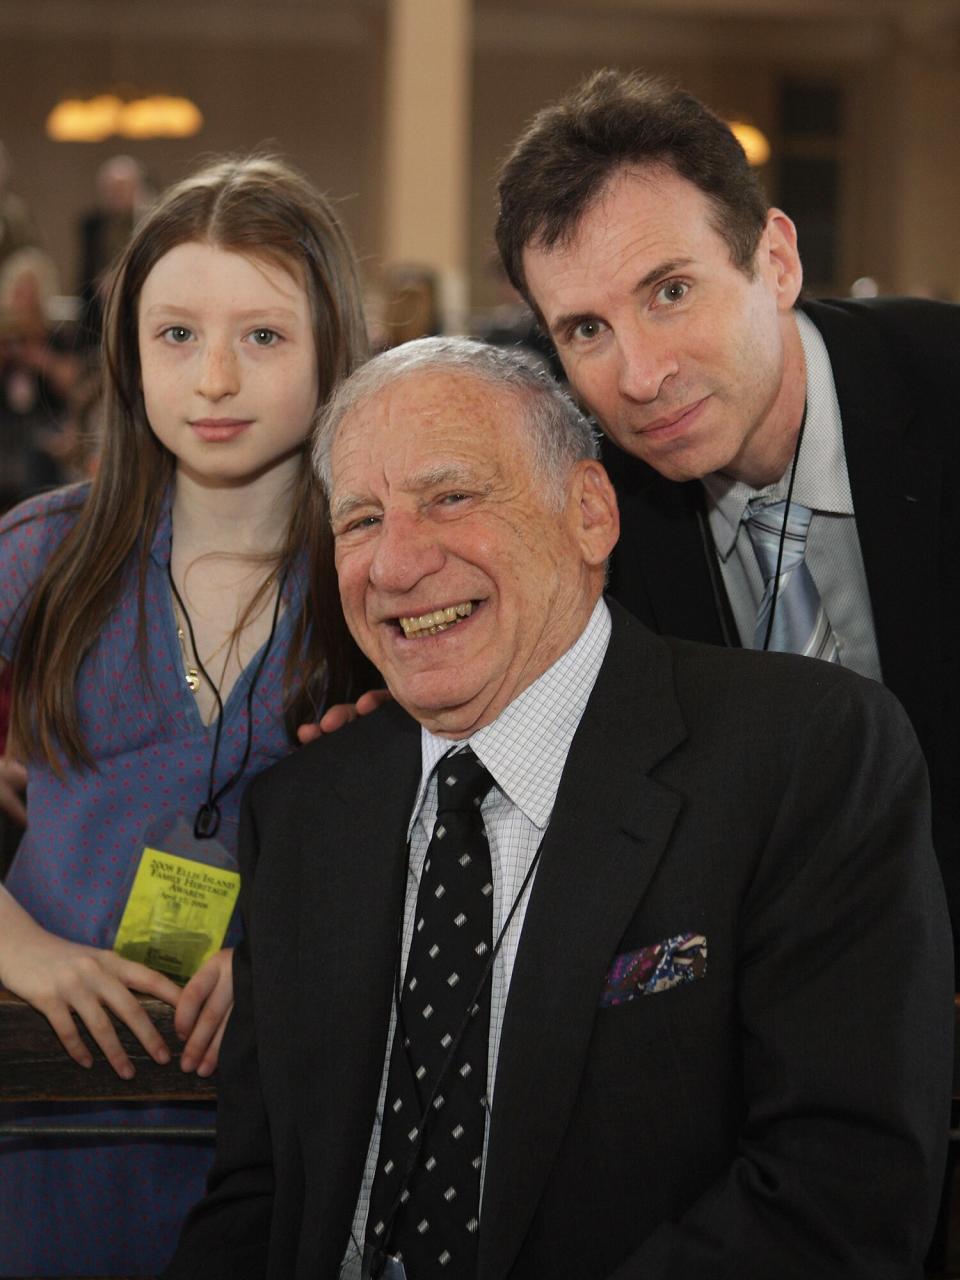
top-left (113, 847), bottom-right (240, 984)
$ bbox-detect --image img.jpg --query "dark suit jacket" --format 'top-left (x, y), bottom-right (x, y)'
top-left (165, 603), bottom-right (952, 1280)
top-left (604, 297), bottom-right (960, 959)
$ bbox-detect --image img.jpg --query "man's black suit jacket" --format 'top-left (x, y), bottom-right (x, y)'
top-left (604, 297), bottom-right (960, 960)
top-left (165, 603), bottom-right (952, 1280)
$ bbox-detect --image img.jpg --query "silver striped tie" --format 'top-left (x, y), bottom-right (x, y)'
top-left (745, 500), bottom-right (839, 663)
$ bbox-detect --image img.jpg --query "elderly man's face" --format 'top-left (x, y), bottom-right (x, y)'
top-left (329, 370), bottom-right (616, 736)
top-left (523, 166), bottom-right (805, 488)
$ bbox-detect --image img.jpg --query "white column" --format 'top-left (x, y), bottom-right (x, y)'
top-left (383, 0), bottom-right (472, 331)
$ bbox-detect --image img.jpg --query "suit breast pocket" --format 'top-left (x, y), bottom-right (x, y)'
top-left (599, 931), bottom-right (707, 1009)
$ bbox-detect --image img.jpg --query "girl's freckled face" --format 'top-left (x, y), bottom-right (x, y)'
top-left (138, 241), bottom-right (319, 488)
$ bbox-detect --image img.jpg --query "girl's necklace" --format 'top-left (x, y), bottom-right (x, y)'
top-left (171, 598), bottom-right (233, 695)
top-left (170, 571), bottom-right (276, 699)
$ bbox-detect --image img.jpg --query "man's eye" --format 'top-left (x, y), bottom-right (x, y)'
top-left (656, 280), bottom-right (689, 305)
top-left (161, 326), bottom-right (193, 344)
top-left (340, 514), bottom-right (380, 534)
top-left (248, 328), bottom-right (281, 346)
top-left (439, 492), bottom-right (469, 506)
top-left (571, 318), bottom-right (604, 342)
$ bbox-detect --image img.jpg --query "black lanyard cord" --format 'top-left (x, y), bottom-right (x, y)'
top-left (760, 403), bottom-right (808, 652)
top-left (167, 561), bottom-right (288, 839)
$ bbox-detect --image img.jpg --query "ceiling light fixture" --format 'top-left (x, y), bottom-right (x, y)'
top-left (46, 94), bottom-right (203, 143)
top-left (727, 121), bottom-right (771, 168)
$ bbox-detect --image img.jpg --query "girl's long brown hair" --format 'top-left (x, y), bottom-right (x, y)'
top-left (10, 155), bottom-right (371, 770)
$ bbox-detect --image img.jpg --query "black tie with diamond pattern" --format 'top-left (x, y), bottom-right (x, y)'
top-left (366, 747), bottom-right (496, 1278)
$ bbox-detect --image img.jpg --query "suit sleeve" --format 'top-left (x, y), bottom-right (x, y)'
top-left (612, 677), bottom-right (954, 1280)
top-left (161, 786), bottom-right (274, 1280)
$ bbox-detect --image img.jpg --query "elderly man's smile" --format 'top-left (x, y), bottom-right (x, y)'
top-left (398, 601), bottom-right (475, 638)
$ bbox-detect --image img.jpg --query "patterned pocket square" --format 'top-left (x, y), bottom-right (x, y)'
top-left (600, 932), bottom-right (707, 1008)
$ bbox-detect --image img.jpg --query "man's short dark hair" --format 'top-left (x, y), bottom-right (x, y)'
top-left (495, 68), bottom-right (769, 305)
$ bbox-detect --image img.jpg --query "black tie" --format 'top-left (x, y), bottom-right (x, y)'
top-left (366, 747), bottom-right (496, 1278)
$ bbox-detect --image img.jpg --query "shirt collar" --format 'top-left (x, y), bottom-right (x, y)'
top-left (407, 597), bottom-right (612, 838)
top-left (703, 309), bottom-right (854, 560)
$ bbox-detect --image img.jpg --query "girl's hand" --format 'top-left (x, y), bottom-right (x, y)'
top-left (0, 756), bottom-right (27, 826)
top-left (175, 947), bottom-right (234, 1077)
top-left (0, 912), bottom-right (182, 1078)
top-left (297, 687), bottom-right (393, 743)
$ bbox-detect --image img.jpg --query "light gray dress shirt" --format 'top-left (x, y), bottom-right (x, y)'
top-left (702, 310), bottom-right (881, 682)
top-left (340, 599), bottom-right (612, 1275)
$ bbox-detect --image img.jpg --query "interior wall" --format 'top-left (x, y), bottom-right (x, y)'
top-left (2, 4), bottom-right (959, 315)
top-left (0, 28), bottom-right (379, 295)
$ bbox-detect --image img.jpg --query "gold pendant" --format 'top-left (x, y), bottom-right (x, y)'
top-left (186, 667), bottom-right (200, 693)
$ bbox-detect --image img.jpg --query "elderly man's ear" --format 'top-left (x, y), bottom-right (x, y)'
top-left (570, 460), bottom-right (620, 567)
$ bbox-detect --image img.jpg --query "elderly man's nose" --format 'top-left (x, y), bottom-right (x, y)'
top-left (369, 515), bottom-right (444, 591)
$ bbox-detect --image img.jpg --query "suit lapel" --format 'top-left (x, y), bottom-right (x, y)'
top-left (478, 606), bottom-right (686, 1280)
top-left (805, 301), bottom-right (943, 702)
top-left (294, 705), bottom-right (422, 1271)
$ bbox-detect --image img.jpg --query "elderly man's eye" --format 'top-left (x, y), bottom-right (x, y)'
top-left (337, 514), bottom-right (381, 535)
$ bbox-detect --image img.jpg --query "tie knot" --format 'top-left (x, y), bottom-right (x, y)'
top-left (745, 497), bottom-right (813, 536)
top-left (744, 499), bottom-right (814, 582)
top-left (436, 747), bottom-right (495, 815)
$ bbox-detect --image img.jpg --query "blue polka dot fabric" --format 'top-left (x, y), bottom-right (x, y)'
top-left (0, 485), bottom-right (304, 1275)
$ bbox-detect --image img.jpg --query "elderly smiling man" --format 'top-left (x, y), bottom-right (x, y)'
top-left (165, 339), bottom-right (951, 1280)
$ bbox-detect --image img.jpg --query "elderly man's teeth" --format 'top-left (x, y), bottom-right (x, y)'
top-left (399, 602), bottom-right (474, 637)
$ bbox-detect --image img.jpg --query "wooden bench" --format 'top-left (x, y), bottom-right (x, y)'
top-left (0, 987), bottom-right (215, 1136)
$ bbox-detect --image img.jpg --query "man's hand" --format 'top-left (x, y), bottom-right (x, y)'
top-left (0, 915), bottom-right (182, 1079)
top-left (175, 947), bottom-right (234, 1077)
top-left (297, 688), bottom-right (393, 744)
top-left (0, 757), bottom-right (27, 826)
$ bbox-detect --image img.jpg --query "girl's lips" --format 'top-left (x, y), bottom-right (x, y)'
top-left (190, 420), bottom-right (252, 442)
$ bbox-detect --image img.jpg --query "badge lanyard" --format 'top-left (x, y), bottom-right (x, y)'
top-left (759, 403), bottom-right (807, 651)
top-left (167, 561), bottom-right (288, 839)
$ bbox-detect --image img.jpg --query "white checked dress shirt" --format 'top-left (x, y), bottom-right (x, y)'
top-left (340, 599), bottom-right (612, 1276)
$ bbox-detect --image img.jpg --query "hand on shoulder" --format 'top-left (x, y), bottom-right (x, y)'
top-left (297, 687), bottom-right (393, 744)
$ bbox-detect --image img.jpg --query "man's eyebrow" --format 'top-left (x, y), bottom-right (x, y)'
top-left (330, 464), bottom-right (481, 523)
top-left (548, 258), bottom-right (694, 338)
top-left (407, 463), bottom-right (475, 490)
top-left (330, 492), bottom-right (373, 524)
top-left (635, 258), bottom-right (693, 290)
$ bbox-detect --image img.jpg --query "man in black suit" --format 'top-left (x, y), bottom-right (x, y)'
top-left (495, 69), bottom-right (960, 967)
top-left (165, 338), bottom-right (951, 1280)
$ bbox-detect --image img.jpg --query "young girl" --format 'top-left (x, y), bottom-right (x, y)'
top-left (0, 156), bottom-right (370, 1276)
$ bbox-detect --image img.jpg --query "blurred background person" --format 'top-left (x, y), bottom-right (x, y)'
top-left (76, 154), bottom-right (150, 349)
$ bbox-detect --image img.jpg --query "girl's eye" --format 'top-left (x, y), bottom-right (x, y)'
top-left (248, 328), bottom-right (280, 346)
top-left (162, 326), bottom-right (192, 344)
top-left (656, 280), bottom-right (689, 305)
